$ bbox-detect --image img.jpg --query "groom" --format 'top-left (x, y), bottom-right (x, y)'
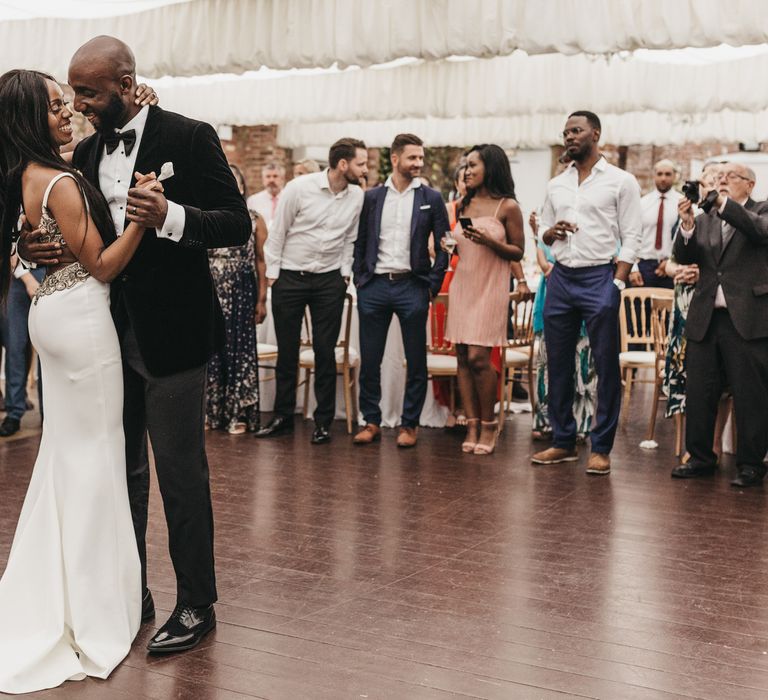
top-left (21, 36), bottom-right (250, 653)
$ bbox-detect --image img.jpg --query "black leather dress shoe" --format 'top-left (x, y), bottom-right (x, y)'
top-left (731, 464), bottom-right (767, 488)
top-left (142, 588), bottom-right (155, 623)
top-left (310, 425), bottom-right (331, 444)
top-left (147, 603), bottom-right (216, 654)
top-left (671, 462), bottom-right (717, 479)
top-left (0, 416), bottom-right (20, 437)
top-left (253, 416), bottom-right (294, 438)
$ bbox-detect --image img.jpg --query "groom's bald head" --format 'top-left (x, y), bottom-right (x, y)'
top-left (68, 35), bottom-right (139, 132)
top-left (70, 35), bottom-right (136, 80)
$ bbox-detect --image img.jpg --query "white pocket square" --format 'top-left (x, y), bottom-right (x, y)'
top-left (419, 204), bottom-right (431, 210)
top-left (158, 162), bottom-right (175, 182)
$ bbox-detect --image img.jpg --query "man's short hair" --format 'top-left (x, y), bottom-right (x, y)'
top-left (568, 110), bottom-right (601, 131)
top-left (328, 138), bottom-right (367, 169)
top-left (262, 162), bottom-right (285, 177)
top-left (391, 133), bottom-right (423, 155)
top-left (654, 158), bottom-right (678, 173)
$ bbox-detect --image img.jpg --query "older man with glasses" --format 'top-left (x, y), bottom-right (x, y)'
top-left (671, 162), bottom-right (768, 487)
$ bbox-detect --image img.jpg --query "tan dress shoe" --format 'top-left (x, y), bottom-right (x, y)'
top-left (397, 426), bottom-right (418, 448)
top-left (586, 452), bottom-right (611, 475)
top-left (531, 446), bottom-right (578, 464)
top-left (353, 424), bottom-right (381, 444)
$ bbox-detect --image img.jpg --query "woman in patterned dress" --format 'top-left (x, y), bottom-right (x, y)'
top-left (206, 165), bottom-right (268, 434)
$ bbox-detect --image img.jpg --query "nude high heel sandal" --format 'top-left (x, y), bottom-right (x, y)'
top-left (473, 420), bottom-right (499, 455)
top-left (461, 418), bottom-right (480, 453)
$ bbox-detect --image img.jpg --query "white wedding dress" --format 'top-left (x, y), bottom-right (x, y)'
top-left (0, 173), bottom-right (141, 694)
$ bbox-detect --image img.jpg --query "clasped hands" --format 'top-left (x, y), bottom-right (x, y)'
top-left (18, 172), bottom-right (163, 266)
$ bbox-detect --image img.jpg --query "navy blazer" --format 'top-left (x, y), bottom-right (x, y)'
top-left (353, 183), bottom-right (450, 295)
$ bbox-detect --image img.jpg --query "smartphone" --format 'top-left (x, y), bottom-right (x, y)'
top-left (458, 216), bottom-right (473, 230)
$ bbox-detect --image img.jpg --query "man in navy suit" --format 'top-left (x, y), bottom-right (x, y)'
top-left (352, 134), bottom-right (450, 447)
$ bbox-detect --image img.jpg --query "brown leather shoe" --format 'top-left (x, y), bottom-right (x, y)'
top-left (353, 424), bottom-right (381, 445)
top-left (586, 452), bottom-right (611, 475)
top-left (531, 446), bottom-right (578, 465)
top-left (397, 426), bottom-right (418, 448)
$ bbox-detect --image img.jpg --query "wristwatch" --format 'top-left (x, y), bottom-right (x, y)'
top-left (612, 278), bottom-right (626, 291)
top-left (516, 278), bottom-right (527, 285)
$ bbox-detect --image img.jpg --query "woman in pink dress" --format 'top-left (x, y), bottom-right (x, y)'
top-left (444, 145), bottom-right (524, 455)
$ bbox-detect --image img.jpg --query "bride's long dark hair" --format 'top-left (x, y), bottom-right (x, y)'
top-left (0, 69), bottom-right (115, 298)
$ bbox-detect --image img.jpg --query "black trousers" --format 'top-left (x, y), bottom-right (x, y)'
top-left (686, 309), bottom-right (768, 470)
top-left (121, 323), bottom-right (217, 608)
top-left (271, 269), bottom-right (347, 426)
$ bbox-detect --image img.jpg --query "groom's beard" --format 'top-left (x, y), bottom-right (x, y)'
top-left (92, 93), bottom-right (127, 134)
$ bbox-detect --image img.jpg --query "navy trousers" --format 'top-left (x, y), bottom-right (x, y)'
top-left (1, 269), bottom-right (45, 420)
top-left (543, 263), bottom-right (622, 454)
top-left (357, 275), bottom-right (430, 428)
top-left (637, 258), bottom-right (674, 289)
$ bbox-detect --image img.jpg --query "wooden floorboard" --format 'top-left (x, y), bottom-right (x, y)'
top-left (2, 385), bottom-right (768, 699)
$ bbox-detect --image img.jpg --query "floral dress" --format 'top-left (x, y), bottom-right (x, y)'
top-left (206, 231), bottom-right (261, 431)
top-left (663, 281), bottom-right (694, 418)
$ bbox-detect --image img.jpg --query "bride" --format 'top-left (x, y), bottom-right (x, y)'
top-left (0, 69), bottom-right (161, 693)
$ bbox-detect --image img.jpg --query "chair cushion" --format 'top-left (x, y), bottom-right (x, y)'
top-left (619, 350), bottom-right (655, 366)
top-left (299, 347), bottom-right (360, 368)
top-left (258, 343), bottom-right (278, 358)
top-left (427, 353), bottom-right (458, 372)
top-left (505, 348), bottom-right (531, 366)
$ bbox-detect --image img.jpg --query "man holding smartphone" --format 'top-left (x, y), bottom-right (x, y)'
top-left (352, 133), bottom-right (449, 447)
top-left (532, 111), bottom-right (642, 476)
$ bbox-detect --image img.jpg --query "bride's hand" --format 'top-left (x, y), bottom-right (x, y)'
top-left (134, 171), bottom-right (164, 193)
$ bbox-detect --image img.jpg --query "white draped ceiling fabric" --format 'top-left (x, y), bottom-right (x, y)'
top-left (1, 0), bottom-right (767, 147)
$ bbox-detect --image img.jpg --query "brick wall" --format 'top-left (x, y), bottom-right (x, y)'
top-left (221, 126), bottom-right (292, 197)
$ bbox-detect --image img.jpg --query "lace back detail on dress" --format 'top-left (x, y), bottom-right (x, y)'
top-left (33, 173), bottom-right (91, 304)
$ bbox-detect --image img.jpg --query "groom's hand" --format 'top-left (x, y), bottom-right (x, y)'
top-left (18, 226), bottom-right (74, 266)
top-left (126, 186), bottom-right (169, 229)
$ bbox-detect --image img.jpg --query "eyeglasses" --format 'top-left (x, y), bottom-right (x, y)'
top-left (48, 99), bottom-right (71, 115)
top-left (716, 170), bottom-right (753, 182)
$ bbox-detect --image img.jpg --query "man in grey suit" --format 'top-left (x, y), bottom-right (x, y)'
top-left (671, 162), bottom-right (768, 487)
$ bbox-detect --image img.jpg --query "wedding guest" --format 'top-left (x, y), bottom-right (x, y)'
top-left (444, 144), bottom-right (525, 455)
top-left (670, 162), bottom-right (768, 487)
top-left (529, 212), bottom-right (596, 442)
top-left (206, 164), bottom-right (268, 434)
top-left (246, 162), bottom-right (284, 225)
top-left (257, 138), bottom-right (367, 444)
top-left (532, 111), bottom-right (642, 475)
top-left (629, 159), bottom-right (681, 289)
top-left (0, 254), bottom-right (44, 437)
top-left (293, 159), bottom-right (320, 178)
top-left (352, 133), bottom-right (449, 447)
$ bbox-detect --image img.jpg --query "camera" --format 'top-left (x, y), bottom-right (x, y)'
top-left (682, 180), bottom-right (700, 204)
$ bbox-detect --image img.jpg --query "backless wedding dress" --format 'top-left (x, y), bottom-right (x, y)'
top-left (0, 173), bottom-right (141, 693)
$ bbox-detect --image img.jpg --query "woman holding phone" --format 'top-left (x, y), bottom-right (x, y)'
top-left (443, 144), bottom-right (524, 454)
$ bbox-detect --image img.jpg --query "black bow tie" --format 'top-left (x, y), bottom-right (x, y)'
top-left (104, 129), bottom-right (137, 156)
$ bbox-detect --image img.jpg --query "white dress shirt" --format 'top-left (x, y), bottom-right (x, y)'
top-left (638, 188), bottom-right (681, 261)
top-left (246, 189), bottom-right (280, 225)
top-left (98, 105), bottom-right (185, 241)
top-left (540, 157), bottom-right (642, 267)
top-left (375, 176), bottom-right (419, 274)
top-left (264, 169), bottom-right (363, 279)
top-left (679, 196), bottom-right (743, 309)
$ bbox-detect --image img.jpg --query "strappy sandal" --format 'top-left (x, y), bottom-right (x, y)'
top-left (474, 420), bottom-right (499, 455)
top-left (461, 418), bottom-right (480, 453)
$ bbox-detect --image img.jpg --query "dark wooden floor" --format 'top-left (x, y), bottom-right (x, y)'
top-left (2, 390), bottom-right (768, 699)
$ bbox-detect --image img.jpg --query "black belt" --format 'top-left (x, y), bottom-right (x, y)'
top-left (375, 271), bottom-right (412, 281)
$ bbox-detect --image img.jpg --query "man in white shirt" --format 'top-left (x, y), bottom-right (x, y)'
top-left (630, 159), bottom-right (681, 289)
top-left (256, 138), bottom-right (367, 444)
top-left (352, 133), bottom-right (449, 448)
top-left (245, 162), bottom-right (284, 225)
top-left (533, 111), bottom-right (642, 475)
